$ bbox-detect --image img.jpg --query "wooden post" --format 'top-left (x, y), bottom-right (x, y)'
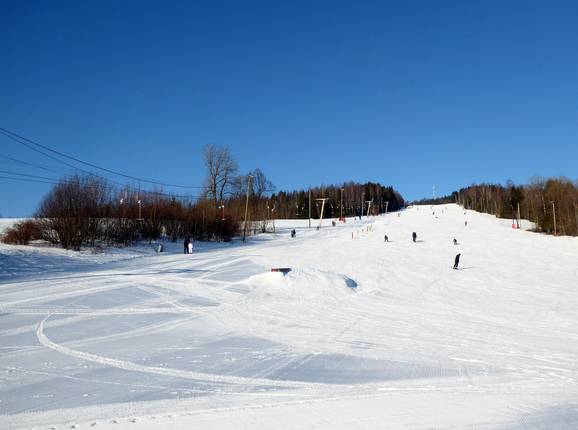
top-left (575, 202), bottom-right (578, 235)
top-left (308, 189), bottom-right (311, 228)
top-left (243, 175), bottom-right (252, 242)
top-left (340, 188), bottom-right (344, 220)
top-left (552, 202), bottom-right (557, 236)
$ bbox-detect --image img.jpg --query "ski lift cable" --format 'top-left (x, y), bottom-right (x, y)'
top-left (0, 128), bottom-right (205, 189)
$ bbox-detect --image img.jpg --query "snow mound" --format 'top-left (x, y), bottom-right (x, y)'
top-left (247, 269), bottom-right (357, 302)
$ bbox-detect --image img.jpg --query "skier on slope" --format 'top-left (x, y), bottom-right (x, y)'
top-left (184, 237), bottom-right (190, 254)
top-left (412, 232), bottom-right (417, 242)
top-left (453, 253), bottom-right (461, 270)
top-left (453, 238), bottom-right (458, 245)
top-left (384, 234), bottom-right (389, 242)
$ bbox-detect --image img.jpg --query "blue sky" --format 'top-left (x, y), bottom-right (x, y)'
top-left (1, 0), bottom-right (577, 216)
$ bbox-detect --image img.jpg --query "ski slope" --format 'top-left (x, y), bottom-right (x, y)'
top-left (1, 204), bottom-right (577, 429)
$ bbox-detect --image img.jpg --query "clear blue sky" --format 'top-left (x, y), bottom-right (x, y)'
top-left (1, 0), bottom-right (577, 216)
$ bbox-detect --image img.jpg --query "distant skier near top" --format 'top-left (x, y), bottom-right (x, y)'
top-left (384, 234), bottom-right (389, 242)
top-left (453, 253), bottom-right (461, 269)
top-left (453, 238), bottom-right (458, 245)
top-left (412, 232), bottom-right (417, 242)
top-left (291, 229), bottom-right (296, 238)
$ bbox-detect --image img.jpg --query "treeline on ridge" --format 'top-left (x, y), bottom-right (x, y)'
top-left (2, 144), bottom-right (405, 249)
top-left (415, 177), bottom-right (578, 236)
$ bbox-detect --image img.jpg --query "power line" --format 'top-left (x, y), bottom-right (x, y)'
top-left (0, 175), bottom-right (58, 185)
top-left (0, 133), bottom-right (183, 192)
top-left (0, 172), bottom-right (203, 201)
top-left (0, 127), bottom-right (205, 189)
top-left (0, 169), bottom-right (61, 182)
top-left (0, 154), bottom-right (67, 175)
top-left (0, 130), bottom-right (109, 179)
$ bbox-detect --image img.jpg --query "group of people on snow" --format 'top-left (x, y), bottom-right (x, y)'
top-left (183, 237), bottom-right (194, 254)
top-left (381, 230), bottom-right (463, 269)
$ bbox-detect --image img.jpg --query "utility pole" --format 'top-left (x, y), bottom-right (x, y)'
top-left (552, 202), bottom-right (557, 236)
top-left (243, 175), bottom-right (253, 242)
top-left (385, 201), bottom-right (389, 213)
top-left (575, 202), bottom-right (578, 235)
top-left (308, 189), bottom-right (311, 228)
top-left (517, 202), bottom-right (521, 229)
top-left (340, 188), bottom-right (344, 220)
top-left (137, 195), bottom-right (142, 220)
top-left (137, 183), bottom-right (143, 221)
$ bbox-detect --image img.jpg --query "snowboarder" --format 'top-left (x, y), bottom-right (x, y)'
top-left (453, 238), bottom-right (458, 245)
top-left (291, 229), bottom-right (296, 238)
top-left (412, 232), bottom-right (417, 242)
top-left (187, 238), bottom-right (193, 254)
top-left (384, 234), bottom-right (389, 242)
top-left (453, 253), bottom-right (461, 269)
top-left (183, 237), bottom-right (189, 254)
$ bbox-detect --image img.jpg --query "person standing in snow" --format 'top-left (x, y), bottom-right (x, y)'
top-left (453, 253), bottom-right (461, 269)
top-left (453, 238), bottom-right (458, 245)
top-left (384, 234), bottom-right (389, 242)
top-left (412, 232), bottom-right (417, 242)
top-left (188, 239), bottom-right (193, 254)
top-left (184, 237), bottom-right (189, 254)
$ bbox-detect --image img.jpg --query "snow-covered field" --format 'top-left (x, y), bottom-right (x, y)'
top-left (1, 204), bottom-right (577, 429)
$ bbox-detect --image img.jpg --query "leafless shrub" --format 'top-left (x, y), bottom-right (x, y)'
top-left (1, 220), bottom-right (42, 245)
top-left (35, 175), bottom-right (111, 250)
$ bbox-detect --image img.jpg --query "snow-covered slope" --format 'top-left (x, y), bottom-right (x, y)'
top-left (1, 204), bottom-right (577, 429)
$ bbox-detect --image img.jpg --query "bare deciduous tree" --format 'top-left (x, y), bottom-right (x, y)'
top-left (203, 144), bottom-right (238, 208)
top-left (231, 168), bottom-right (275, 200)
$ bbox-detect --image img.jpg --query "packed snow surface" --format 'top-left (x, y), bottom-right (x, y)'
top-left (1, 204), bottom-right (577, 429)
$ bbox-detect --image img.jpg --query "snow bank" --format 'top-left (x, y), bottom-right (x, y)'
top-left (247, 269), bottom-right (357, 303)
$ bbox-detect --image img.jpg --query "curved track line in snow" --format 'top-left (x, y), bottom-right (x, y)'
top-left (0, 306), bottom-right (195, 315)
top-left (36, 316), bottom-right (322, 389)
top-left (0, 306), bottom-right (199, 316)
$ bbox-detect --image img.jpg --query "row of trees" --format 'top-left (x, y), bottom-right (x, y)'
top-left (13, 175), bottom-right (239, 250)
top-left (416, 177), bottom-right (578, 236)
top-left (271, 182), bottom-right (405, 219)
top-left (2, 143), bottom-right (406, 249)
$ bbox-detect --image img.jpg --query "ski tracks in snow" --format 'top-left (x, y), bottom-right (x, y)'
top-left (36, 315), bottom-right (324, 390)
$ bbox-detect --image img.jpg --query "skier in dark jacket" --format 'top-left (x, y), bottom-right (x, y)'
top-left (453, 238), bottom-right (458, 245)
top-left (412, 232), bottom-right (417, 242)
top-left (453, 253), bottom-right (461, 269)
top-left (184, 237), bottom-right (190, 254)
top-left (384, 234), bottom-right (389, 242)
